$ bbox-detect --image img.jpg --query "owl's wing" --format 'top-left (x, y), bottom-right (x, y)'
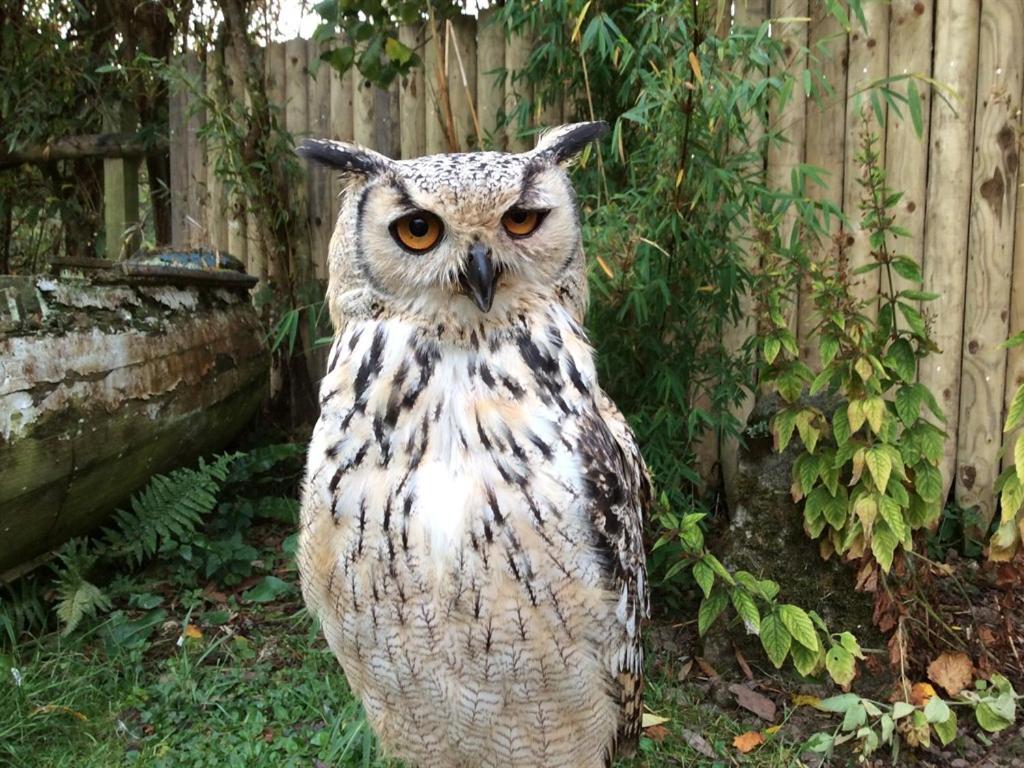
top-left (577, 390), bottom-right (651, 757)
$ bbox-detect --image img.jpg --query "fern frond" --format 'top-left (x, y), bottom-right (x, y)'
top-left (226, 443), bottom-right (304, 484)
top-left (0, 577), bottom-right (49, 640)
top-left (101, 454), bottom-right (238, 566)
top-left (55, 577), bottom-right (110, 635)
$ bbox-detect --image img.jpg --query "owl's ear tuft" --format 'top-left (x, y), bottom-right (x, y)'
top-left (296, 138), bottom-right (392, 177)
top-left (532, 122), bottom-right (609, 165)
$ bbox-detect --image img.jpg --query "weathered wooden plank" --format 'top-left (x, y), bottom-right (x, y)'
top-left (884, 0), bottom-right (933, 307)
top-left (307, 39), bottom-right (332, 279)
top-left (225, 37), bottom-right (248, 266)
top-left (799, 1), bottom-right (848, 365)
top-left (919, 0), bottom-right (981, 504)
top-left (842, 1), bottom-right (890, 320)
top-left (327, 41), bottom-right (354, 228)
top-left (767, 0), bottom-right (808, 335)
top-left (447, 14), bottom-right (479, 151)
top-left (264, 41), bottom-right (287, 282)
top-left (721, 0), bottom-right (769, 511)
top-left (955, 0), bottom-right (1024, 528)
top-left (206, 48), bottom-right (229, 254)
top-left (476, 7), bottom-right (506, 149)
top-left (184, 52), bottom-right (207, 249)
top-left (284, 37), bottom-right (311, 276)
top-left (505, 26), bottom-right (534, 152)
top-left (103, 104), bottom-right (141, 260)
top-left (168, 67), bottom-right (189, 249)
top-left (399, 24), bottom-right (426, 159)
top-left (424, 18), bottom-right (447, 154)
top-left (1006, 80), bottom-right (1024, 484)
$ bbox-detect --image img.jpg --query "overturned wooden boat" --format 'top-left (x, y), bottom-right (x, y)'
top-left (0, 252), bottom-right (269, 575)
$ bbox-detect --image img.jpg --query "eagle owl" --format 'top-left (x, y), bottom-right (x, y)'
top-left (297, 122), bottom-right (650, 768)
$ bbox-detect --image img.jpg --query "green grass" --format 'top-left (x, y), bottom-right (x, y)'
top-left (0, 505), bottom-right (807, 768)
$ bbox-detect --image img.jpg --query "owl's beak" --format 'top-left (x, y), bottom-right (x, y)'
top-left (460, 243), bottom-right (497, 313)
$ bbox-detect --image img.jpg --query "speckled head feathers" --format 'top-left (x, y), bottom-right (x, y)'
top-left (297, 123), bottom-right (608, 331)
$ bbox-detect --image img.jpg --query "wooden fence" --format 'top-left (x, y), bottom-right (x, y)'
top-left (166, 3), bottom-right (1024, 526)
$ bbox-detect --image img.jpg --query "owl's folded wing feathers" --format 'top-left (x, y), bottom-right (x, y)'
top-left (577, 391), bottom-right (652, 757)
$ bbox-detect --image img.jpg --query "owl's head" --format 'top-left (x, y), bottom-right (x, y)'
top-left (298, 122), bottom-right (606, 331)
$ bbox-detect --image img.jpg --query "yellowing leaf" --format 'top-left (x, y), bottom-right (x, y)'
top-left (642, 712), bottom-right (670, 728)
top-left (31, 704), bottom-right (88, 721)
top-left (595, 255), bottom-right (614, 279)
top-left (733, 730), bottom-right (765, 753)
top-left (688, 51), bottom-right (704, 86)
top-left (791, 693), bottom-right (825, 710)
top-left (910, 682), bottom-right (936, 707)
top-left (183, 624), bottom-right (203, 640)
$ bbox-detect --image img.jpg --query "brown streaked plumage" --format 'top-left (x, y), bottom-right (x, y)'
top-left (297, 123), bottom-right (650, 768)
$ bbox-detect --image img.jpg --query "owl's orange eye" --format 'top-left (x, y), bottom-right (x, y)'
top-left (501, 208), bottom-right (546, 238)
top-left (390, 211), bottom-right (444, 253)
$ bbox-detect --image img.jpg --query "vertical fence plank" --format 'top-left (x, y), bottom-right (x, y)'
top-left (955, 0), bottom-right (1024, 528)
top-left (206, 48), bottom-right (229, 253)
top-left (103, 104), bottom-right (140, 260)
top-left (328, 43), bottom-right (354, 230)
top-left (399, 24), bottom-right (426, 159)
top-left (225, 38), bottom-right (248, 266)
top-left (353, 65), bottom-right (376, 149)
top-left (476, 7), bottom-right (506, 148)
top-left (184, 52), bottom-right (207, 249)
top-left (1006, 73), bottom-right (1024, 490)
top-left (919, 0), bottom-right (981, 504)
top-left (168, 56), bottom-right (189, 247)
top-left (799, 2), bottom-right (848, 365)
top-left (884, 0), bottom-right (933, 306)
top-left (721, 0), bottom-right (769, 510)
top-left (284, 37), bottom-right (311, 277)
top-left (424, 19), bottom-right (447, 154)
top-left (447, 14), bottom-right (479, 151)
top-left (767, 0), bottom-right (808, 334)
top-left (264, 41), bottom-right (286, 282)
top-left (505, 26), bottom-right (534, 151)
top-left (307, 39), bottom-right (331, 279)
top-left (842, 2), bottom-right (890, 320)
top-left (245, 46), bottom-right (264, 283)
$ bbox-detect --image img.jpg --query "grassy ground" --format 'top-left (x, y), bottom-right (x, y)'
top-left (0, 517), bottom-right (809, 768)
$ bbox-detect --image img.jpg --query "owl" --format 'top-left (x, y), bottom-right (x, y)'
top-left (296, 122), bottom-right (650, 768)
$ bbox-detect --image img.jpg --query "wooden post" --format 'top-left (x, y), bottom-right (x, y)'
top-left (505, 26), bottom-right (534, 152)
top-left (206, 47), bottom-right (229, 253)
top-left (447, 14), bottom-right (479, 151)
top-left (476, 7), bottom-right (506, 149)
top-left (919, 0), bottom-right (981, 505)
top-left (884, 0), bottom-right (934, 308)
top-left (168, 55), bottom-right (189, 247)
top-left (799, 1), bottom-right (848, 365)
top-left (721, 0), bottom-right (769, 511)
top-left (955, 0), bottom-right (1023, 529)
top-left (399, 24), bottom-right (426, 159)
top-left (767, 0), bottom-right (808, 334)
top-left (185, 52), bottom-right (207, 249)
top-left (307, 39), bottom-right (332, 279)
top-left (103, 103), bottom-right (141, 260)
top-left (842, 2), bottom-right (890, 320)
top-left (284, 37), bottom-right (311, 278)
top-left (1006, 71), bottom-right (1024, 487)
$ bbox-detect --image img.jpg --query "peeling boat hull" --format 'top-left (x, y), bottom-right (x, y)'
top-left (0, 275), bottom-right (269, 574)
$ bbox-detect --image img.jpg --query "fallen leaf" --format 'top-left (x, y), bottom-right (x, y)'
top-left (641, 712), bottom-right (669, 728)
top-left (696, 657), bottom-right (719, 679)
top-left (729, 683), bottom-right (777, 722)
top-left (765, 725), bottom-right (781, 736)
top-left (644, 724), bottom-right (669, 742)
top-left (791, 693), bottom-right (824, 710)
top-left (676, 658), bottom-right (693, 682)
top-left (680, 728), bottom-right (716, 759)
top-left (262, 727), bottom-right (275, 743)
top-left (735, 647), bottom-right (754, 680)
top-left (927, 651), bottom-right (974, 697)
top-left (183, 624), bottom-right (203, 640)
top-left (31, 704), bottom-right (88, 721)
top-left (910, 682), bottom-right (936, 707)
top-left (733, 730), bottom-right (765, 753)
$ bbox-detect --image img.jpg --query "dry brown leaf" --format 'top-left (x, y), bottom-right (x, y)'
top-left (927, 651), bottom-right (974, 697)
top-left (729, 683), bottom-right (777, 722)
top-left (733, 730), bottom-right (765, 753)
top-left (644, 724), bottom-right (669, 742)
top-left (910, 682), bottom-right (936, 707)
top-left (681, 729), bottom-right (716, 759)
top-left (696, 657), bottom-right (719, 679)
top-left (676, 658), bottom-right (693, 682)
top-left (734, 647), bottom-right (754, 680)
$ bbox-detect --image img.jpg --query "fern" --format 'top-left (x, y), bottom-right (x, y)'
top-left (102, 454), bottom-right (236, 566)
top-left (0, 577), bottom-right (49, 640)
top-left (53, 538), bottom-right (110, 635)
